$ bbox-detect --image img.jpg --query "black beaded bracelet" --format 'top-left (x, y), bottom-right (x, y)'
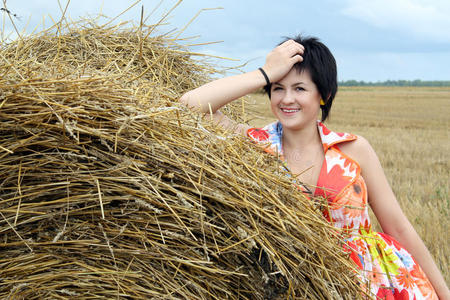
top-left (258, 67), bottom-right (270, 86)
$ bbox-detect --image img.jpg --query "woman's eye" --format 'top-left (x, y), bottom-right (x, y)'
top-left (296, 87), bottom-right (305, 91)
top-left (272, 87), bottom-right (282, 91)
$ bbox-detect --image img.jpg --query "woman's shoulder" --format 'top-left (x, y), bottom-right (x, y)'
top-left (338, 134), bottom-right (378, 169)
top-left (339, 134), bottom-right (371, 152)
top-left (319, 122), bottom-right (373, 168)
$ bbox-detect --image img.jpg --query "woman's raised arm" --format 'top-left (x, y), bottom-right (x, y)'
top-left (179, 70), bottom-right (268, 113)
top-left (179, 39), bottom-right (305, 114)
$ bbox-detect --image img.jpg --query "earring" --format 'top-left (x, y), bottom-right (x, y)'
top-left (320, 99), bottom-right (325, 106)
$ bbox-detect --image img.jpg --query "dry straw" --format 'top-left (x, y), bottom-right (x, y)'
top-left (0, 6), bottom-right (365, 300)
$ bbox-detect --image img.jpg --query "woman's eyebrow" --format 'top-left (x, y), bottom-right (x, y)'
top-left (273, 81), bottom-right (306, 86)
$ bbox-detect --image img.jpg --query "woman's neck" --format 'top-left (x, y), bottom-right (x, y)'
top-left (282, 121), bottom-right (322, 152)
top-left (281, 121), bottom-right (324, 191)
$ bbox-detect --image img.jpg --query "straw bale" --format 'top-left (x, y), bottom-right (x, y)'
top-left (0, 17), bottom-right (363, 299)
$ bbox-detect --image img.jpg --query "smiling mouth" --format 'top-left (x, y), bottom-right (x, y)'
top-left (280, 108), bottom-right (301, 113)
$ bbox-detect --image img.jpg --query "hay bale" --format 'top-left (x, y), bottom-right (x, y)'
top-left (0, 17), bottom-right (363, 299)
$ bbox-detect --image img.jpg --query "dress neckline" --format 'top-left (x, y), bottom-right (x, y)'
top-left (247, 121), bottom-right (357, 196)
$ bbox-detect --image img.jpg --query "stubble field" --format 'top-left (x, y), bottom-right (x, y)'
top-left (242, 86), bottom-right (449, 283)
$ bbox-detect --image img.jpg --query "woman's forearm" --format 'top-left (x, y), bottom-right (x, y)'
top-left (179, 69), bottom-right (267, 113)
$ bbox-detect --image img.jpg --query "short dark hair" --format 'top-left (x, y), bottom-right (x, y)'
top-left (264, 35), bottom-right (337, 122)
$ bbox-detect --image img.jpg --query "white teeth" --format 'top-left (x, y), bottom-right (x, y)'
top-left (281, 108), bottom-right (300, 113)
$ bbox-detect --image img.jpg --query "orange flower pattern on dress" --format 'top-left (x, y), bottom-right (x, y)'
top-left (247, 121), bottom-right (438, 300)
top-left (411, 263), bottom-right (438, 299)
top-left (397, 267), bottom-right (415, 290)
top-left (367, 263), bottom-right (385, 286)
top-left (332, 176), bottom-right (367, 219)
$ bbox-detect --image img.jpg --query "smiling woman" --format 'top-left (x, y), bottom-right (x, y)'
top-left (269, 69), bottom-right (321, 130)
top-left (180, 34), bottom-right (450, 299)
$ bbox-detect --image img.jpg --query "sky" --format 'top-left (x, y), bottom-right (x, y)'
top-left (2, 0), bottom-right (450, 82)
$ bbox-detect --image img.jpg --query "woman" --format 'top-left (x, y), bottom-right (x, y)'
top-left (179, 35), bottom-right (449, 299)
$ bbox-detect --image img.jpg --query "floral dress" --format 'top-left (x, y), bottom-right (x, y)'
top-left (247, 121), bottom-right (438, 299)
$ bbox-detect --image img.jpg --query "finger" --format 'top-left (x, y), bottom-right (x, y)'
top-left (290, 54), bottom-right (303, 64)
top-left (280, 39), bottom-right (295, 48)
top-left (286, 44), bottom-right (304, 57)
top-left (291, 45), bottom-right (304, 55)
top-left (285, 39), bottom-right (304, 51)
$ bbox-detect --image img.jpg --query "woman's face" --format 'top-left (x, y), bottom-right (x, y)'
top-left (270, 68), bottom-right (321, 131)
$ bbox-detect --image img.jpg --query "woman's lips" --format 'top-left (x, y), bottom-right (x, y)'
top-left (280, 107), bottom-right (300, 115)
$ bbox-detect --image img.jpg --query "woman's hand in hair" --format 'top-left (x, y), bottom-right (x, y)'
top-left (263, 39), bottom-right (304, 83)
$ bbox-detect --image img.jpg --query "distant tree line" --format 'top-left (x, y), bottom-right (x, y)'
top-left (338, 80), bottom-right (450, 87)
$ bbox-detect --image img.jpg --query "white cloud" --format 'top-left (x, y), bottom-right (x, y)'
top-left (341, 0), bottom-right (450, 42)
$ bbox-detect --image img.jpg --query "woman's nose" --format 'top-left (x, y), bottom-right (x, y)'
top-left (281, 90), bottom-right (295, 104)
